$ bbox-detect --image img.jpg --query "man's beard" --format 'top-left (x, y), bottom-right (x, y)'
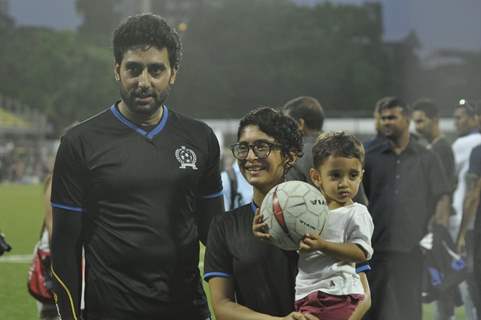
top-left (119, 85), bottom-right (171, 117)
top-left (382, 126), bottom-right (397, 138)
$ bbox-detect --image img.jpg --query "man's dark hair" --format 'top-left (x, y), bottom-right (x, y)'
top-left (312, 132), bottom-right (365, 168)
top-left (456, 100), bottom-right (477, 118)
top-left (376, 96), bottom-right (410, 117)
top-left (237, 107), bottom-right (303, 159)
top-left (113, 13), bottom-right (182, 70)
top-left (282, 96), bottom-right (325, 131)
top-left (412, 99), bottom-right (439, 119)
top-left (474, 100), bottom-right (481, 117)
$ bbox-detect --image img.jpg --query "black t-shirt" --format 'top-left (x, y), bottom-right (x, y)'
top-left (204, 203), bottom-right (298, 317)
top-left (51, 104), bottom-right (222, 317)
top-left (430, 137), bottom-right (456, 191)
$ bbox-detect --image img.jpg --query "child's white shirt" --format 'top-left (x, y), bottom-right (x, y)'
top-left (295, 202), bottom-right (374, 300)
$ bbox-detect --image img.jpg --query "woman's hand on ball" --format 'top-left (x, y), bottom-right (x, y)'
top-left (252, 209), bottom-right (271, 240)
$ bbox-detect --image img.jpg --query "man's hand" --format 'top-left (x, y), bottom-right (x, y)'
top-left (457, 231), bottom-right (467, 255)
top-left (252, 209), bottom-right (271, 240)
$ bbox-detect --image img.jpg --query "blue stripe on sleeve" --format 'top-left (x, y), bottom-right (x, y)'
top-left (204, 272), bottom-right (232, 281)
top-left (356, 264), bottom-right (371, 273)
top-left (201, 190), bottom-right (224, 199)
top-left (51, 202), bottom-right (84, 213)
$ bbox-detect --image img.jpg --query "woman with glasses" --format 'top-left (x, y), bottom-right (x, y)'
top-left (203, 107), bottom-right (319, 320)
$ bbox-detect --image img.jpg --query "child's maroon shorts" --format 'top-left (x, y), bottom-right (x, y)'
top-left (295, 290), bottom-right (364, 320)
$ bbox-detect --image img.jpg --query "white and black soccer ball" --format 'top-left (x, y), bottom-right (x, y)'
top-left (260, 181), bottom-right (329, 251)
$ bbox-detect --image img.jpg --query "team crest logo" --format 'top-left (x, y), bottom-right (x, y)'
top-left (175, 146), bottom-right (198, 170)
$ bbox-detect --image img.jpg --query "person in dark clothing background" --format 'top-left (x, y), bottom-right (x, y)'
top-left (412, 98), bottom-right (456, 204)
top-left (412, 99), bottom-right (459, 320)
top-left (282, 96), bottom-right (324, 184)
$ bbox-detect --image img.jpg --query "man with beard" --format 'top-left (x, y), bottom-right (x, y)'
top-left (50, 14), bottom-right (223, 320)
top-left (363, 97), bottom-right (451, 320)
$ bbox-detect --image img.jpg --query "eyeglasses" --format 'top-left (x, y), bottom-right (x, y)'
top-left (230, 140), bottom-right (282, 160)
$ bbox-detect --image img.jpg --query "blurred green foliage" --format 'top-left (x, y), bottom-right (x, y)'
top-left (0, 0), bottom-right (480, 135)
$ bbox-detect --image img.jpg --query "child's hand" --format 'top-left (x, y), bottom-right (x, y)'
top-left (252, 209), bottom-right (271, 240)
top-left (299, 233), bottom-right (324, 252)
top-left (282, 311), bottom-right (319, 320)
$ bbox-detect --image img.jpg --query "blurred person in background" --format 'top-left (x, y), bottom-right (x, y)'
top-left (412, 99), bottom-right (456, 198)
top-left (459, 131), bottom-right (481, 318)
top-left (281, 96), bottom-right (324, 184)
top-left (451, 100), bottom-right (481, 320)
top-left (221, 147), bottom-right (252, 211)
top-left (412, 99), bottom-right (457, 319)
top-left (364, 98), bottom-right (386, 150)
top-left (34, 175), bottom-right (58, 320)
top-left (363, 97), bottom-right (451, 320)
top-left (458, 101), bottom-right (481, 314)
top-left (452, 100), bottom-right (481, 239)
top-left (50, 14), bottom-right (223, 320)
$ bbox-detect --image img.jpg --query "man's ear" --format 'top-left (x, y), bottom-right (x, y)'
top-left (298, 118), bottom-right (305, 133)
top-left (114, 64), bottom-right (120, 81)
top-left (309, 168), bottom-right (322, 189)
top-left (169, 69), bottom-right (177, 85)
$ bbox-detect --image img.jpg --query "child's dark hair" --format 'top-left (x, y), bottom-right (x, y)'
top-left (237, 107), bottom-right (303, 159)
top-left (113, 13), bottom-right (182, 70)
top-left (312, 132), bottom-right (365, 168)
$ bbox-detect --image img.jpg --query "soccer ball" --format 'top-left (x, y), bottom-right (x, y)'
top-left (260, 181), bottom-right (329, 251)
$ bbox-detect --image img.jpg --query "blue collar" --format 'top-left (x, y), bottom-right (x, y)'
top-left (250, 202), bottom-right (258, 214)
top-left (110, 104), bottom-right (169, 140)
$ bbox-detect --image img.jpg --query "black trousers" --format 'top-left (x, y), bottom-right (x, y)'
top-left (365, 248), bottom-right (423, 320)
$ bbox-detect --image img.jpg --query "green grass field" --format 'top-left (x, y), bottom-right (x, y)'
top-left (0, 184), bottom-right (467, 319)
top-left (0, 184), bottom-right (44, 320)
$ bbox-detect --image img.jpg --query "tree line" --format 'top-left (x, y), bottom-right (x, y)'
top-left (0, 0), bottom-right (479, 134)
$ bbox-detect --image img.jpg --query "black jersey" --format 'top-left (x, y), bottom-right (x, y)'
top-left (204, 203), bottom-right (298, 316)
top-left (51, 103), bottom-right (222, 318)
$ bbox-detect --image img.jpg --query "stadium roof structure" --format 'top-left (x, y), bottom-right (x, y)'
top-left (0, 107), bottom-right (30, 128)
top-left (0, 106), bottom-right (50, 135)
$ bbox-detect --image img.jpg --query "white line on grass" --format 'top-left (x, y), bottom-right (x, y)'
top-left (0, 254), bottom-right (32, 263)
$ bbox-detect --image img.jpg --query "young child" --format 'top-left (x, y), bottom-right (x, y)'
top-left (295, 131), bottom-right (374, 320)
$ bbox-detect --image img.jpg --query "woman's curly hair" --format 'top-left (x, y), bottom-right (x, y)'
top-left (113, 13), bottom-right (182, 70)
top-left (237, 107), bottom-right (303, 161)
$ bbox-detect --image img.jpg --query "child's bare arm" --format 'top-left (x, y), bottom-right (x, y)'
top-left (348, 272), bottom-right (371, 320)
top-left (299, 233), bottom-right (368, 262)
